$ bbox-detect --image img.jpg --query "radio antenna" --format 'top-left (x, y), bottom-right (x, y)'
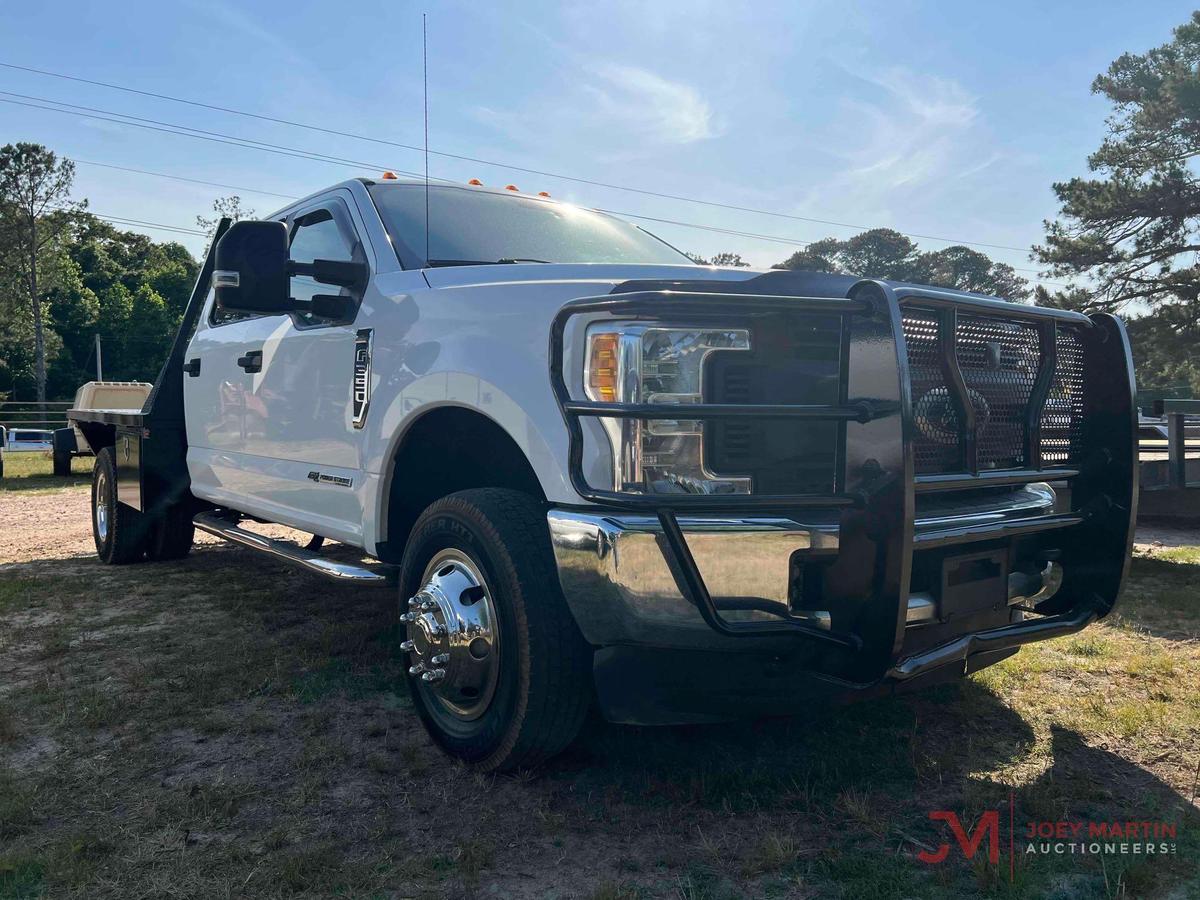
top-left (429, 12), bottom-right (434, 266)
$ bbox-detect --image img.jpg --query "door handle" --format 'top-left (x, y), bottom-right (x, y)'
top-left (237, 350), bottom-right (263, 373)
top-left (183, 358), bottom-right (201, 377)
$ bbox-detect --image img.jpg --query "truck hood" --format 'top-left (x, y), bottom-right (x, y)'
top-left (419, 263), bottom-right (870, 307)
top-left (421, 262), bottom-right (763, 291)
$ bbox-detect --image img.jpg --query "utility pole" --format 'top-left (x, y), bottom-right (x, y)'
top-left (95, 334), bottom-right (103, 381)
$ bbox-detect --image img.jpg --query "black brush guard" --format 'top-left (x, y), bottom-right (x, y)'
top-left (549, 276), bottom-right (1138, 683)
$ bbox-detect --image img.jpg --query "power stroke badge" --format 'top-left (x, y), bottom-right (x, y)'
top-left (352, 328), bottom-right (373, 429)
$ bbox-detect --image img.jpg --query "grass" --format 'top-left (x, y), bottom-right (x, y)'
top-left (0, 468), bottom-right (1197, 897)
top-left (0, 452), bottom-right (90, 494)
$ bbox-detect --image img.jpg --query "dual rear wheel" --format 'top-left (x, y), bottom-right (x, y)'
top-left (91, 446), bottom-right (194, 564)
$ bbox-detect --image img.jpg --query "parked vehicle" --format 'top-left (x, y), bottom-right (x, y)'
top-left (70, 177), bottom-right (1138, 771)
top-left (52, 382), bottom-right (152, 476)
top-left (3, 428), bottom-right (54, 452)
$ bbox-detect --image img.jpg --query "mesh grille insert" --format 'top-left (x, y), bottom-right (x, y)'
top-left (901, 308), bottom-right (1086, 475)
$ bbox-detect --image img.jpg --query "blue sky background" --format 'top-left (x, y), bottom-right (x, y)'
top-left (0, 1), bottom-right (1192, 286)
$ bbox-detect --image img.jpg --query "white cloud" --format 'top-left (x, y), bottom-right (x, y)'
top-left (582, 63), bottom-right (720, 145)
top-left (797, 66), bottom-right (993, 225)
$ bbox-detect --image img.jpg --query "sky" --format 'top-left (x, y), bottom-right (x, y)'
top-left (0, 1), bottom-right (1192, 288)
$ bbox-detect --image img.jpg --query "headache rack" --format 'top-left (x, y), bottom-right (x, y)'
top-left (549, 276), bottom-right (1138, 678)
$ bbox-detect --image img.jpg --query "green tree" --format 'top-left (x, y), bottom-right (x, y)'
top-left (1034, 12), bottom-right (1200, 395)
top-left (196, 194), bottom-right (254, 236)
top-left (775, 228), bottom-right (1028, 299)
top-left (1035, 12), bottom-right (1200, 312)
top-left (0, 143), bottom-right (84, 401)
top-left (911, 246), bottom-right (1030, 300)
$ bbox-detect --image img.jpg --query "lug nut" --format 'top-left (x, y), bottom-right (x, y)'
top-left (409, 663), bottom-right (425, 675)
top-left (432, 624), bottom-right (447, 636)
top-left (407, 596), bottom-right (420, 608)
top-left (400, 640), bottom-right (415, 652)
top-left (399, 612), bottom-right (416, 623)
top-left (421, 668), bottom-right (446, 683)
top-left (431, 653), bottom-right (449, 665)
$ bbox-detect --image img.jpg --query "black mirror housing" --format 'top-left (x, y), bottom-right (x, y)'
top-left (214, 220), bottom-right (291, 314)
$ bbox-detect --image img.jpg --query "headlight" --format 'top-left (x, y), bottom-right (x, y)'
top-left (585, 323), bottom-right (751, 494)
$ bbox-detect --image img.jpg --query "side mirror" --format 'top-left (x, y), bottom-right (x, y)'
top-left (214, 220), bottom-right (291, 314)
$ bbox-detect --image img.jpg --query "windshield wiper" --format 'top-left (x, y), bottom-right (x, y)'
top-left (426, 258), bottom-right (552, 267)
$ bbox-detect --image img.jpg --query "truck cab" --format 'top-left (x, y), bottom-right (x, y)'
top-left (71, 177), bottom-right (1138, 771)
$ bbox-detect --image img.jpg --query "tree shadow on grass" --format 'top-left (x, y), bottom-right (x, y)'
top-left (967, 724), bottom-right (1200, 897)
top-left (1115, 553), bottom-right (1200, 642)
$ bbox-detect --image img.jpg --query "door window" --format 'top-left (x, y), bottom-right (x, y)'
top-left (289, 205), bottom-right (363, 326)
top-left (208, 196), bottom-right (366, 327)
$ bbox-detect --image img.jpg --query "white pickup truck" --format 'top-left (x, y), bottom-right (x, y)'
top-left (69, 177), bottom-right (1139, 771)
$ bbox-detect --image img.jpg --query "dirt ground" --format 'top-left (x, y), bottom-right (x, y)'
top-left (2, 466), bottom-right (1199, 899)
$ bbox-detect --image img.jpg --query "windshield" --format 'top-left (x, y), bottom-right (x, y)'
top-left (368, 183), bottom-right (693, 268)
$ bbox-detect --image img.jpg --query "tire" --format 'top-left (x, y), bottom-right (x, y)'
top-left (399, 488), bottom-right (592, 771)
top-left (53, 449), bottom-right (72, 477)
top-left (91, 447), bottom-right (148, 564)
top-left (145, 502), bottom-right (195, 561)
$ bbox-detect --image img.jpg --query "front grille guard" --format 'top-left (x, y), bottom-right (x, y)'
top-left (548, 279), bottom-right (1138, 677)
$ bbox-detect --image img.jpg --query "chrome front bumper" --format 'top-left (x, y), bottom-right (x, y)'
top-left (548, 485), bottom-right (1060, 652)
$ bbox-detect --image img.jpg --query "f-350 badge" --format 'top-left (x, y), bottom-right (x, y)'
top-left (352, 328), bottom-right (372, 429)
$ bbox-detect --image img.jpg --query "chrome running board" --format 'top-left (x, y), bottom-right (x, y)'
top-left (193, 512), bottom-right (390, 586)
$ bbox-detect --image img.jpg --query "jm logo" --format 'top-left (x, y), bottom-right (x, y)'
top-left (918, 810), bottom-right (1000, 865)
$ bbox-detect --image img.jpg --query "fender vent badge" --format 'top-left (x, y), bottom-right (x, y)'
top-left (352, 328), bottom-right (373, 429)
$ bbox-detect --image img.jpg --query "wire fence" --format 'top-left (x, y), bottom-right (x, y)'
top-left (0, 401), bottom-right (72, 431)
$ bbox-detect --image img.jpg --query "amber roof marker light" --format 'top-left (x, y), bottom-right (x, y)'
top-left (381, 170), bottom-right (399, 180)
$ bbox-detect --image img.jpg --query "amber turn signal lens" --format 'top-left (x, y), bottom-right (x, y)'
top-left (587, 333), bottom-right (619, 402)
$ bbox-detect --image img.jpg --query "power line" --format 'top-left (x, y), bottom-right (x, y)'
top-left (4, 92), bottom-right (1067, 282)
top-left (60, 148), bottom-right (1071, 282)
top-left (0, 60), bottom-right (1036, 255)
top-left (72, 159), bottom-right (298, 200)
top-left (5, 92), bottom-right (1063, 275)
top-left (50, 201), bottom-right (208, 237)
top-left (0, 91), bottom-right (428, 178)
top-left (89, 212), bottom-right (206, 236)
top-left (70, 157), bottom-right (817, 249)
top-left (9, 96), bottom-right (839, 250)
top-left (63, 154), bottom-right (1071, 281)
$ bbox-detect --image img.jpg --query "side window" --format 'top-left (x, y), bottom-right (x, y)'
top-left (288, 203), bottom-right (366, 326)
top-left (289, 207), bottom-right (356, 321)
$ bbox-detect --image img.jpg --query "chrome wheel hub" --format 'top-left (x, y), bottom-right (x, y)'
top-left (401, 549), bottom-right (499, 720)
top-left (95, 469), bottom-right (109, 542)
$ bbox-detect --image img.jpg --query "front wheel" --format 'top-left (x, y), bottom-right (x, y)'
top-left (91, 446), bottom-right (147, 564)
top-left (398, 488), bottom-right (592, 771)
